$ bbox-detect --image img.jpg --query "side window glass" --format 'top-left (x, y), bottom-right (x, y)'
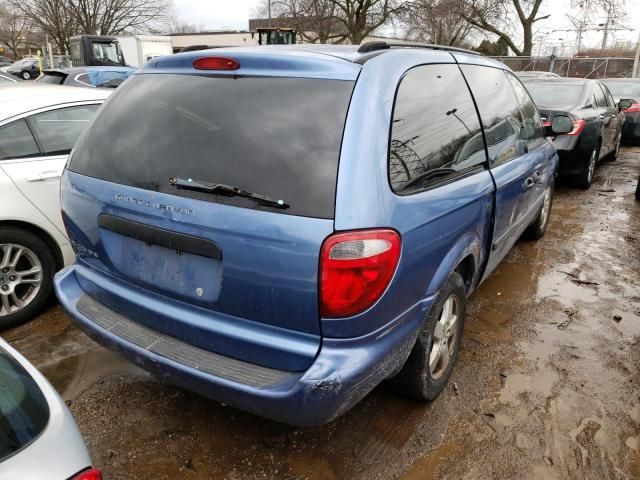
top-left (599, 84), bottom-right (615, 108)
top-left (506, 73), bottom-right (545, 150)
top-left (28, 105), bottom-right (99, 156)
top-left (389, 64), bottom-right (486, 194)
top-left (461, 65), bottom-right (527, 167)
top-left (0, 119), bottom-right (40, 160)
top-left (593, 84), bottom-right (606, 108)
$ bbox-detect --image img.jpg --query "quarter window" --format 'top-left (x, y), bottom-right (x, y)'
top-left (389, 64), bottom-right (486, 194)
top-left (29, 105), bottom-right (99, 156)
top-left (461, 65), bottom-right (526, 167)
top-left (0, 119), bottom-right (40, 160)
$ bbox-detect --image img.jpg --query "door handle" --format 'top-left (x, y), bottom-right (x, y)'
top-left (27, 170), bottom-right (61, 182)
top-left (533, 170), bottom-right (541, 181)
top-left (523, 177), bottom-right (535, 190)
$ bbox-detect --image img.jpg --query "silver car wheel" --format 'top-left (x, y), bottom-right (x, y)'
top-left (429, 294), bottom-right (460, 380)
top-left (0, 243), bottom-right (43, 317)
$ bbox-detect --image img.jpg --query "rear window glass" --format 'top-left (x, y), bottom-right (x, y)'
top-left (35, 74), bottom-right (64, 85)
top-left (0, 345), bottom-right (49, 461)
top-left (602, 81), bottom-right (640, 98)
top-left (69, 74), bottom-right (354, 218)
top-left (524, 83), bottom-right (584, 108)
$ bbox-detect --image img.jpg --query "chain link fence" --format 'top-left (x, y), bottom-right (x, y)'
top-left (490, 56), bottom-right (636, 78)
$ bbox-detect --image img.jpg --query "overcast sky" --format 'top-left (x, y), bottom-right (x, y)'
top-left (173, 0), bottom-right (640, 51)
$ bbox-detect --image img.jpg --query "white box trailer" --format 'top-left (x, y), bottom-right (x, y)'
top-left (116, 35), bottom-right (173, 67)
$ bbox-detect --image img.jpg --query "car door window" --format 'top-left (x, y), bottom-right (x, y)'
top-left (389, 63), bottom-right (486, 194)
top-left (593, 84), bottom-right (607, 108)
top-left (599, 84), bottom-right (615, 108)
top-left (28, 104), bottom-right (99, 156)
top-left (506, 73), bottom-right (546, 151)
top-left (460, 65), bottom-right (525, 167)
top-left (0, 119), bottom-right (40, 160)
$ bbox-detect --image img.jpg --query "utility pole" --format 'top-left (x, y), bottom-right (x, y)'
top-left (633, 29), bottom-right (640, 78)
top-left (268, 0), bottom-right (272, 27)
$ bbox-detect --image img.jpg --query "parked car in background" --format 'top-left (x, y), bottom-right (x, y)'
top-left (35, 66), bottom-right (135, 89)
top-left (522, 77), bottom-right (626, 189)
top-left (55, 43), bottom-right (564, 426)
top-left (0, 71), bottom-right (20, 84)
top-left (0, 337), bottom-right (101, 479)
top-left (516, 70), bottom-right (561, 80)
top-left (7, 58), bottom-right (40, 80)
top-left (0, 85), bottom-right (110, 328)
top-left (0, 55), bottom-right (13, 67)
top-left (600, 78), bottom-right (640, 144)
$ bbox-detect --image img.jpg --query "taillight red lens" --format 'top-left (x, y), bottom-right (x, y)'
top-left (72, 468), bottom-right (103, 480)
top-left (193, 57), bottom-right (240, 70)
top-left (567, 119), bottom-right (586, 136)
top-left (320, 229), bottom-right (401, 318)
top-left (624, 103), bottom-right (640, 113)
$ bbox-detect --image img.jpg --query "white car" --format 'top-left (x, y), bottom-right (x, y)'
top-left (0, 85), bottom-right (110, 328)
top-left (0, 337), bottom-right (100, 479)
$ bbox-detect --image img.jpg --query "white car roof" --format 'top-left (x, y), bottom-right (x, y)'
top-left (0, 84), bottom-right (111, 121)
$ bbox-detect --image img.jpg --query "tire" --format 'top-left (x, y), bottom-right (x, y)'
top-left (635, 175), bottom-right (640, 201)
top-left (609, 132), bottom-right (622, 161)
top-left (389, 272), bottom-right (466, 401)
top-left (21, 71), bottom-right (30, 80)
top-left (0, 227), bottom-right (56, 330)
top-left (524, 183), bottom-right (553, 240)
top-left (572, 143), bottom-right (600, 190)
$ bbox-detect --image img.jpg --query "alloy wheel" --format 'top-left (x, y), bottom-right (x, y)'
top-left (587, 148), bottom-right (597, 184)
top-left (0, 243), bottom-right (43, 317)
top-left (539, 187), bottom-right (552, 228)
top-left (428, 294), bottom-right (460, 380)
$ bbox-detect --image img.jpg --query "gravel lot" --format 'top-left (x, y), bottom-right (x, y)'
top-left (4, 146), bottom-right (640, 480)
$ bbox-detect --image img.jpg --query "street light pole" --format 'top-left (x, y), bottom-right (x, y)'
top-left (633, 29), bottom-right (640, 78)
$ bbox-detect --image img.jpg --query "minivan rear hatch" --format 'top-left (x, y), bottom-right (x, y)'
top-left (63, 60), bottom-right (357, 371)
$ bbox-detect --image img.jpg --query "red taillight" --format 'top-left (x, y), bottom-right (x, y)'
top-left (193, 56), bottom-right (240, 70)
top-left (542, 120), bottom-right (552, 127)
top-left (72, 468), bottom-right (103, 480)
top-left (320, 229), bottom-right (401, 318)
top-left (624, 103), bottom-right (640, 113)
top-left (567, 119), bottom-right (586, 136)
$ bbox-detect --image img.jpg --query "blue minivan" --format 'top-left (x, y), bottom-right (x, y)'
top-left (55, 42), bottom-right (564, 426)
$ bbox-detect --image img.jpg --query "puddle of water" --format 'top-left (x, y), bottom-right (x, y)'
top-left (40, 348), bottom-right (146, 401)
top-left (400, 440), bottom-right (462, 480)
top-left (499, 369), bottom-right (558, 404)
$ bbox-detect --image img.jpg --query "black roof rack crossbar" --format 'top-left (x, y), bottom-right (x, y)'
top-left (357, 41), bottom-right (481, 56)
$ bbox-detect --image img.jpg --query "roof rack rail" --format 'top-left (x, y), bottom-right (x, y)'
top-left (357, 41), bottom-right (482, 56)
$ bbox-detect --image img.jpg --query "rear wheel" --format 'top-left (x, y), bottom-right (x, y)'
top-left (635, 175), bottom-right (640, 201)
top-left (0, 228), bottom-right (55, 329)
top-left (572, 143), bottom-right (599, 190)
top-left (390, 272), bottom-right (466, 401)
top-left (21, 71), bottom-right (30, 80)
top-left (524, 184), bottom-right (553, 240)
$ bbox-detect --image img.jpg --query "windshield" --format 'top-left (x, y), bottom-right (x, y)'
top-left (524, 83), bottom-right (584, 108)
top-left (601, 81), bottom-right (640, 99)
top-left (0, 345), bottom-right (49, 462)
top-left (91, 41), bottom-right (122, 65)
top-left (69, 74), bottom-right (354, 218)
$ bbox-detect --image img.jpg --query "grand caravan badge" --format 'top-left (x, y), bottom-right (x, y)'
top-left (114, 194), bottom-right (195, 216)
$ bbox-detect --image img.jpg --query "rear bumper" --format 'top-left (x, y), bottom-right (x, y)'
top-left (55, 264), bottom-right (431, 426)
top-left (554, 135), bottom-right (593, 176)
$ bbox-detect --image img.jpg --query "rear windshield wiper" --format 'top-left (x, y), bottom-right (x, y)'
top-left (169, 177), bottom-right (289, 209)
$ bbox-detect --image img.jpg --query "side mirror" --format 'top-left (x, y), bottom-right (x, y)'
top-left (618, 99), bottom-right (633, 111)
top-left (551, 115), bottom-right (573, 135)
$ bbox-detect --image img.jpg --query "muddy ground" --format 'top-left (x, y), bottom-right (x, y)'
top-left (4, 147), bottom-right (640, 480)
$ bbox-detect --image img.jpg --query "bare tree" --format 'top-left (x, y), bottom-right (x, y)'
top-left (269, 0), bottom-right (347, 43)
top-left (11, 0), bottom-right (76, 53)
top-left (0, 1), bottom-right (36, 57)
top-left (404, 0), bottom-right (472, 46)
top-left (328, 0), bottom-right (406, 44)
top-left (457, 0), bottom-right (550, 56)
top-left (14, 0), bottom-right (172, 53)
